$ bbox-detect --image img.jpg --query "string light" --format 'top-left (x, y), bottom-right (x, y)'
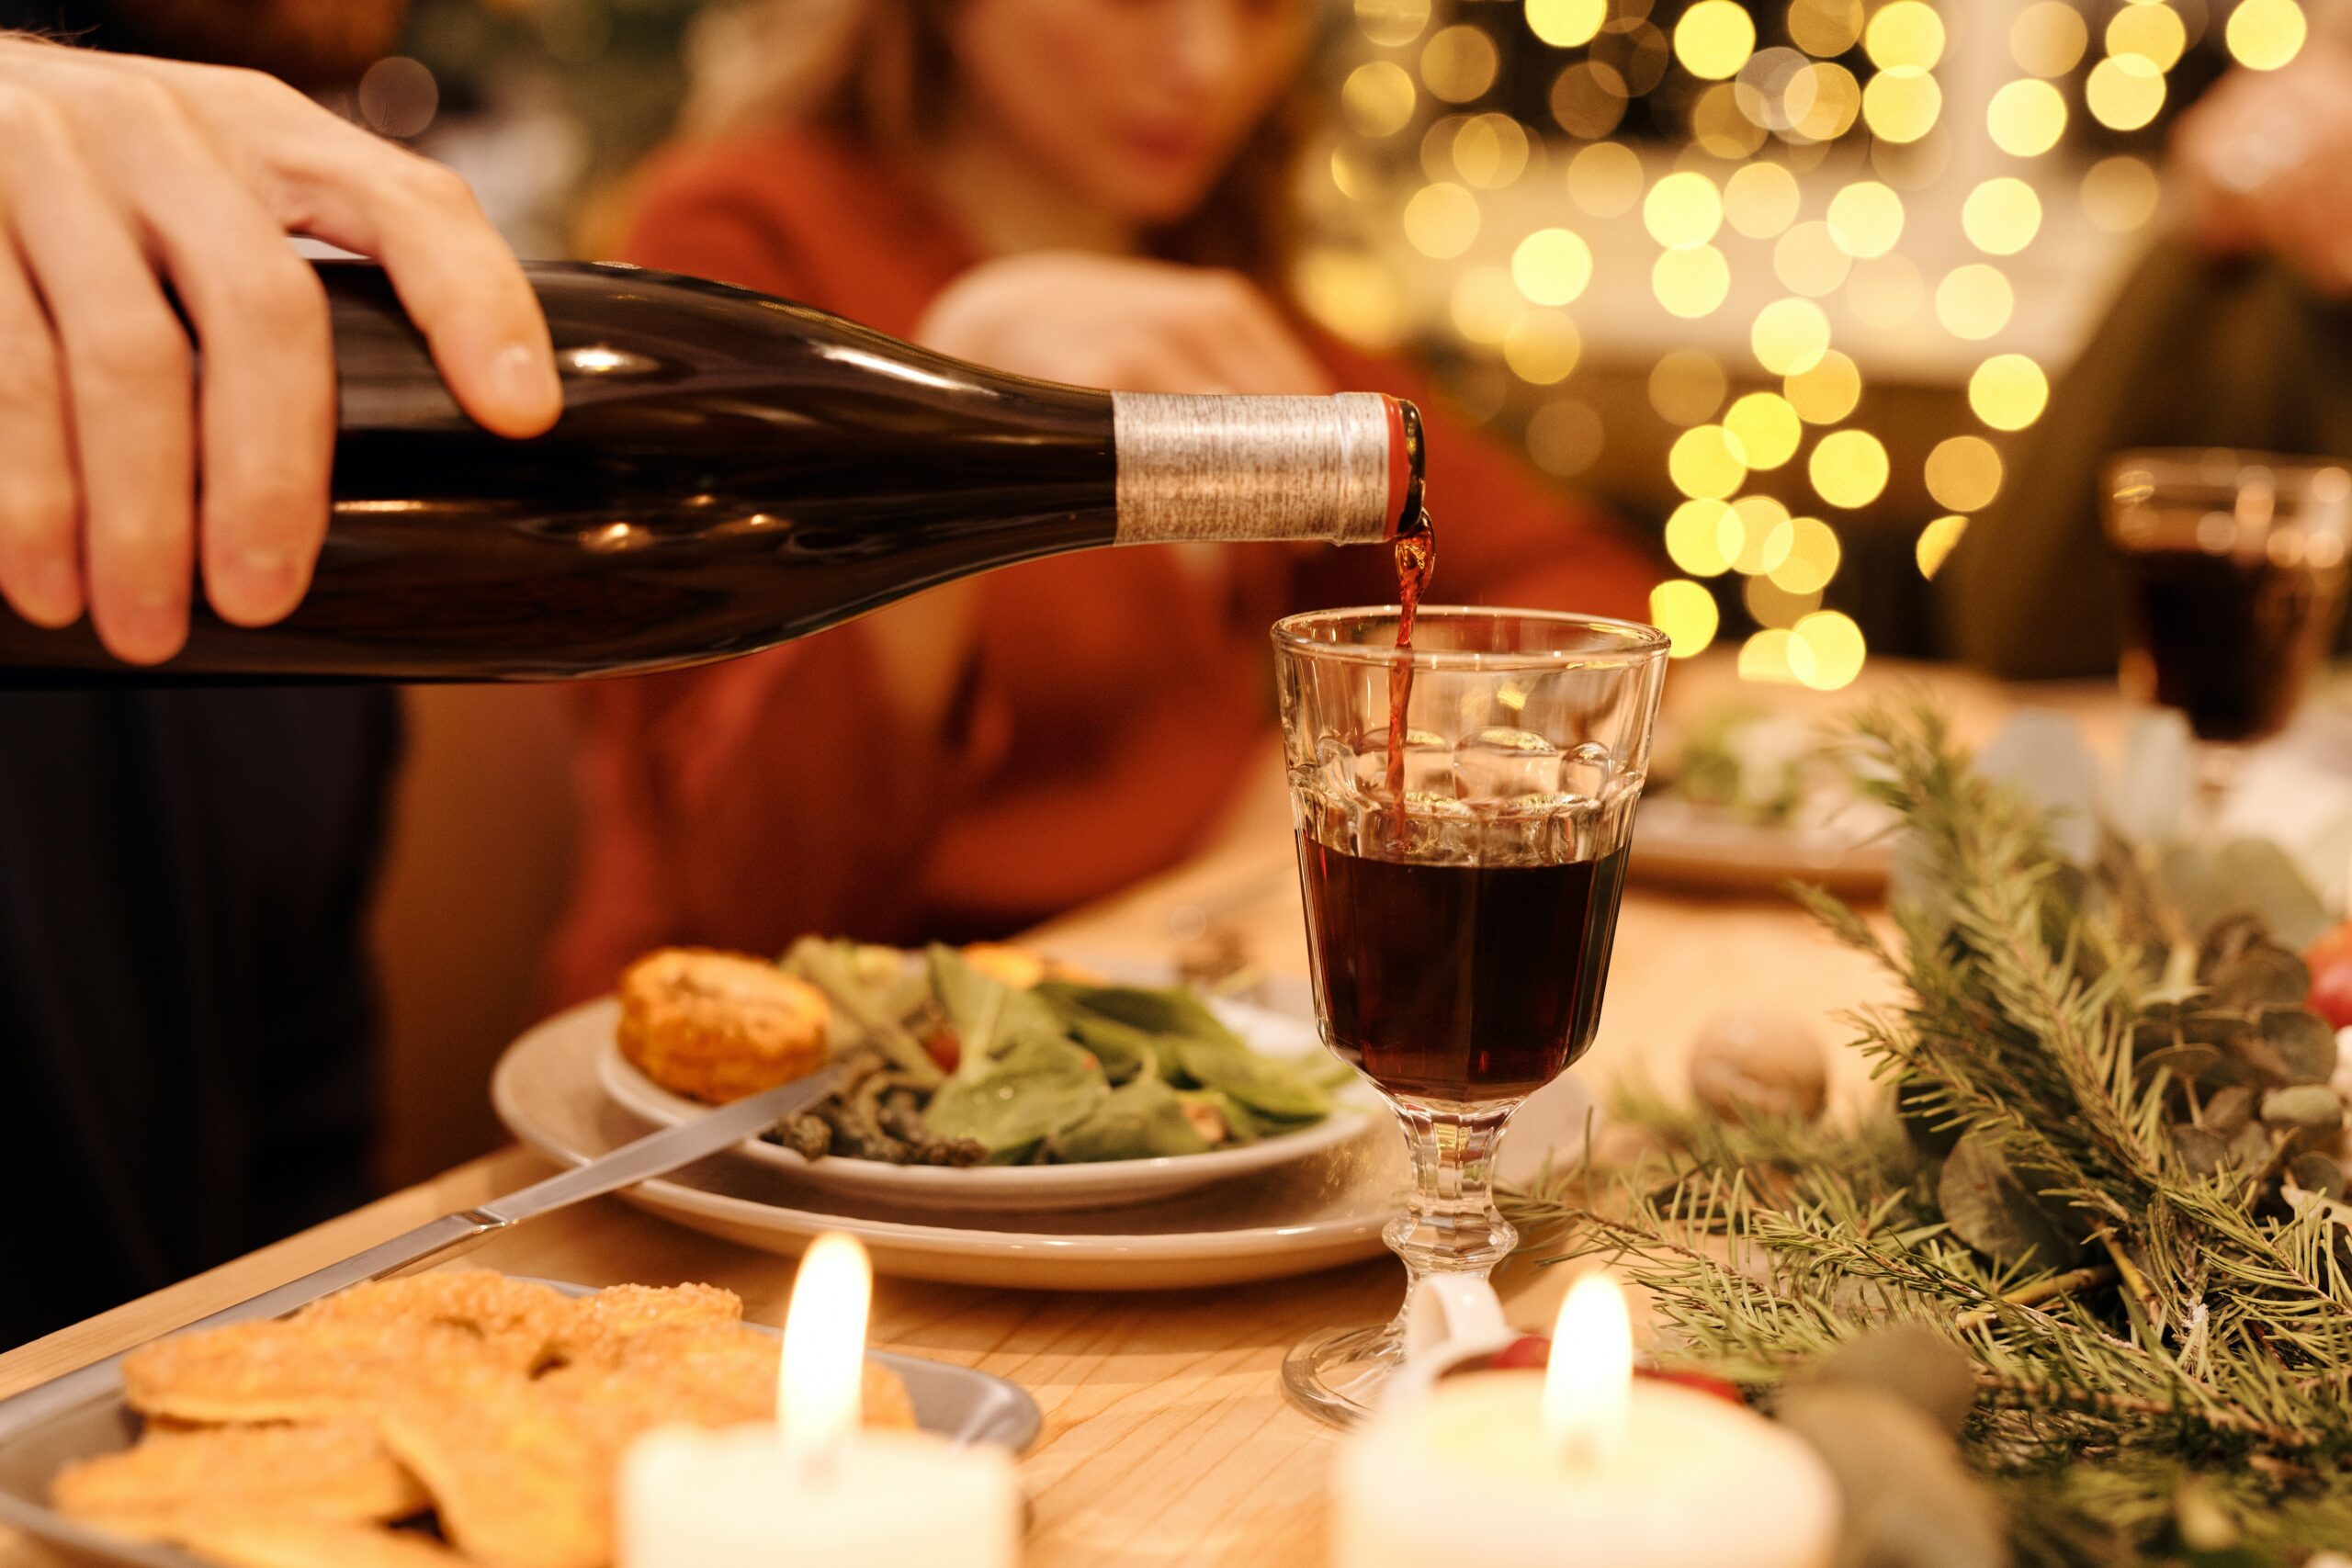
top-left (1846, 253), bottom-right (1924, 329)
top-left (1826, 181), bottom-right (1904, 258)
top-left (1752, 297), bottom-right (1832, 376)
top-left (1790, 610), bottom-right (1865, 690)
top-left (1451, 113), bottom-right (1531, 187)
top-left (1809, 429), bottom-right (1888, 509)
top-left (1770, 517), bottom-right (1843, 592)
top-left (1744, 574), bottom-right (1822, 628)
top-left (1293, 250), bottom-right (1407, 349)
top-left (1674, 0), bottom-right (1757, 80)
top-left (1731, 495), bottom-right (1795, 573)
top-left (2226, 0), bottom-right (2307, 69)
top-left (1774, 221), bottom-right (1852, 297)
top-left (1986, 78), bottom-right (2067, 157)
top-left (1503, 310), bottom-right (1582, 384)
top-left (1403, 183), bottom-right (1479, 257)
top-left (2086, 54), bottom-right (2165, 131)
top-left (1861, 66), bottom-right (1941, 143)
top-left (1653, 244), bottom-right (1732, 316)
top-left (1724, 162), bottom-right (1801, 239)
top-left (1525, 0), bottom-right (1605, 49)
top-left (1925, 435), bottom-right (2004, 512)
top-left (1649, 579), bottom-right (1721, 658)
top-left (1665, 499), bottom-right (1738, 575)
top-left (1527, 399), bottom-right (1604, 477)
top-left (1787, 0), bottom-right (1863, 58)
top-left (1969, 353), bottom-right (2050, 431)
top-left (2082, 156), bottom-right (2161, 233)
top-left (1449, 266), bottom-right (1522, 344)
top-left (1566, 141), bottom-right (1644, 217)
top-left (1725, 393), bottom-right (1803, 470)
top-left (1649, 351), bottom-right (1729, 425)
top-left (1863, 1), bottom-right (1945, 69)
top-left (1511, 229), bottom-right (1593, 307)
top-left (2010, 1), bottom-right (2088, 76)
top-left (1917, 515), bottom-right (1969, 579)
top-left (1785, 62), bottom-right (1863, 141)
top-left (1421, 25), bottom-right (1499, 102)
top-left (1935, 264), bottom-right (2014, 340)
top-left (1669, 423), bottom-right (1749, 500)
top-left (1962, 177), bottom-right (2042, 254)
top-left (1785, 351), bottom-right (1862, 424)
top-left (2107, 5), bottom-right (2187, 69)
top-left (1644, 171), bottom-right (1724, 248)
top-left (1737, 628), bottom-right (1802, 682)
top-left (1341, 62), bottom-right (1418, 137)
top-left (1551, 61), bottom-right (1631, 138)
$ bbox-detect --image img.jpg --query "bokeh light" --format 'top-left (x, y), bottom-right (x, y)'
top-left (1916, 515), bottom-right (1969, 578)
top-left (1936, 264), bottom-right (2014, 340)
top-left (1692, 83), bottom-right (1769, 159)
top-left (2107, 5), bottom-right (2188, 69)
top-left (1342, 62), bottom-right (1418, 138)
top-left (1566, 141), bottom-right (1645, 217)
top-left (1422, 25), bottom-right (1500, 103)
top-left (1745, 574), bottom-right (1824, 629)
top-left (1786, 62), bottom-right (1863, 141)
top-left (1511, 228), bottom-right (1593, 306)
top-left (1791, 610), bottom-right (1865, 690)
top-left (1670, 423), bottom-right (1750, 500)
top-left (1526, 0), bottom-right (1606, 49)
top-left (1650, 350), bottom-right (1729, 425)
top-left (1675, 0), bottom-right (1758, 79)
top-left (2011, 1), bottom-right (2088, 76)
top-left (1986, 78), bottom-right (2067, 157)
top-left (2082, 155), bottom-right (2162, 233)
top-left (1864, 1), bottom-right (1945, 68)
top-left (1551, 61), bottom-right (1632, 138)
top-left (1503, 310), bottom-right (1582, 384)
top-left (1294, 250), bottom-right (1407, 349)
top-left (1665, 499), bottom-right (1738, 575)
top-left (1449, 113), bottom-right (1531, 187)
top-left (1770, 516), bottom-right (1843, 591)
top-left (1738, 628), bottom-right (1802, 682)
top-left (1449, 266), bottom-right (1521, 344)
top-left (2227, 0), bottom-right (2307, 69)
top-left (1731, 495), bottom-right (1796, 573)
top-left (1404, 183), bottom-right (1480, 257)
top-left (1963, 177), bottom-right (2042, 254)
top-left (1752, 297), bottom-right (1833, 375)
top-left (1969, 353), bottom-right (2050, 430)
top-left (1527, 399), bottom-right (1604, 476)
top-left (2086, 55), bottom-right (2165, 131)
top-left (1645, 171), bottom-right (1724, 248)
top-left (1785, 350), bottom-right (1862, 424)
top-left (1787, 0), bottom-right (1864, 59)
top-left (1775, 221), bottom-right (1853, 297)
top-left (1354, 0), bottom-right (1430, 47)
top-left (1650, 579), bottom-right (1722, 658)
top-left (1925, 434), bottom-right (2004, 511)
top-left (1725, 393), bottom-right (1803, 470)
top-left (1724, 162), bottom-right (1802, 239)
top-left (1653, 244), bottom-right (1733, 317)
top-left (1826, 181), bottom-right (1905, 258)
top-left (1809, 429), bottom-right (1889, 509)
top-left (1862, 66), bottom-right (1942, 143)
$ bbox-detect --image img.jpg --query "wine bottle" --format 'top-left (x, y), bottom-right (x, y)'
top-left (0, 260), bottom-right (1425, 682)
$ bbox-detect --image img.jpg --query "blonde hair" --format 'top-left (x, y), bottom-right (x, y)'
top-left (676, 0), bottom-right (1312, 282)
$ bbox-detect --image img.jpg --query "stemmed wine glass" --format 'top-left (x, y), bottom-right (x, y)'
top-left (1271, 606), bottom-right (1668, 1427)
top-left (2102, 449), bottom-right (2352, 814)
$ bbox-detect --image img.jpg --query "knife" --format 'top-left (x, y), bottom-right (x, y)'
top-left (0, 1061), bottom-right (845, 1429)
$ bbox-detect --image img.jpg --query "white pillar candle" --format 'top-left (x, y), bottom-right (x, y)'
top-left (616, 1234), bottom-right (1021, 1568)
top-left (1333, 1275), bottom-right (1838, 1568)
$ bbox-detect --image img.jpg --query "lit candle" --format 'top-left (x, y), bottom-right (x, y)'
top-left (1333, 1274), bottom-right (1838, 1568)
top-left (617, 1235), bottom-right (1021, 1568)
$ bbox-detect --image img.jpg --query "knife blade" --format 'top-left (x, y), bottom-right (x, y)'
top-left (0, 1061), bottom-right (845, 1429)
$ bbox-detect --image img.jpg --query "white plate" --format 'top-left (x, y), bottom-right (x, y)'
top-left (595, 993), bottom-right (1376, 1212)
top-left (492, 998), bottom-right (1594, 1291)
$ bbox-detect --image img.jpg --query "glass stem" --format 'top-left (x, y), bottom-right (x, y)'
top-left (1384, 1099), bottom-right (1518, 1289)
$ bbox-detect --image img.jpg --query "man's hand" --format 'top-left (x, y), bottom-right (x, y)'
top-left (0, 37), bottom-right (561, 663)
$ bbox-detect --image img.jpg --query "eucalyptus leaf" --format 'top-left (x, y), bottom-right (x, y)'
top-left (2134, 1041), bottom-right (2225, 1089)
top-left (2200, 1084), bottom-right (2257, 1135)
top-left (2204, 942), bottom-right (2311, 1013)
top-left (2287, 1152), bottom-right (2348, 1200)
top-left (1798, 1325), bottom-right (1978, 1437)
top-left (1775, 1384), bottom-right (2008, 1568)
top-left (1048, 1076), bottom-right (1212, 1162)
top-left (2168, 1123), bottom-right (2230, 1179)
top-left (2250, 1008), bottom-right (2336, 1087)
top-left (1938, 1129), bottom-right (2081, 1271)
top-left (2111, 709), bottom-right (2195, 843)
top-left (2161, 843), bottom-right (2236, 942)
top-left (922, 1035), bottom-right (1108, 1157)
top-left (2259, 1084), bottom-right (2343, 1140)
top-left (1975, 708), bottom-right (2098, 863)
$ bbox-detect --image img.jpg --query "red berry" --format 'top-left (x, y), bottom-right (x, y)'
top-left (1488, 1335), bottom-right (1552, 1371)
top-left (2310, 962), bottom-right (2352, 1032)
top-left (1637, 1366), bottom-right (1746, 1404)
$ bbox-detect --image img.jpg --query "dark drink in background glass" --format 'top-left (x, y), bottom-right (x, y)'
top-left (2103, 451), bottom-right (2352, 748)
top-left (1298, 839), bottom-right (1629, 1102)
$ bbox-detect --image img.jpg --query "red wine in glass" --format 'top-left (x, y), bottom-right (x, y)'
top-left (1297, 836), bottom-right (1631, 1103)
top-left (2117, 545), bottom-right (2340, 742)
top-left (1384, 513), bottom-right (1436, 801)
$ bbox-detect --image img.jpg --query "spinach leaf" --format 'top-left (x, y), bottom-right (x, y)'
top-left (1049, 1077), bottom-right (1212, 1163)
top-left (1037, 982), bottom-right (1245, 1050)
top-left (781, 937), bottom-right (942, 1089)
top-left (928, 943), bottom-right (1069, 1079)
top-left (923, 1035), bottom-right (1108, 1157)
top-left (1065, 1015), bottom-right (1170, 1085)
top-left (1171, 1035), bottom-right (1331, 1121)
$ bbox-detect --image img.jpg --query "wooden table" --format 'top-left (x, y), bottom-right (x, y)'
top-left (0, 662), bottom-right (2081, 1567)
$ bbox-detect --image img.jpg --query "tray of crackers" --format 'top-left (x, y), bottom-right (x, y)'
top-left (0, 1270), bottom-right (1037, 1568)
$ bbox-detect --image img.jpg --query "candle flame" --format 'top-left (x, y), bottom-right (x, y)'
top-left (1542, 1271), bottom-right (1633, 1469)
top-left (779, 1232), bottom-right (871, 1461)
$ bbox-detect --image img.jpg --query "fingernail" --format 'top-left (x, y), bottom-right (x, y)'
top-left (492, 341), bottom-right (560, 421)
top-left (238, 547), bottom-right (303, 615)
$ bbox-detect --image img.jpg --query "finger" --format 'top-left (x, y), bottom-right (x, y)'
top-left (1172, 275), bottom-right (1330, 395)
top-left (0, 231), bottom-right (80, 628)
top-left (126, 118), bottom-right (333, 626)
top-left (272, 137), bottom-right (560, 438)
top-left (0, 84), bottom-right (195, 664)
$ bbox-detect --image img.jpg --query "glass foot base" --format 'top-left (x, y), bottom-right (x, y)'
top-left (1281, 1320), bottom-right (1407, 1428)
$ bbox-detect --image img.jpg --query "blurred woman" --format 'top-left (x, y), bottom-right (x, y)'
top-left (551, 0), bottom-right (1659, 993)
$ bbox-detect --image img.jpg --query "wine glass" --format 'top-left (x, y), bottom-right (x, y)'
top-left (2102, 449), bottom-right (2352, 812)
top-left (1270, 606), bottom-right (1668, 1427)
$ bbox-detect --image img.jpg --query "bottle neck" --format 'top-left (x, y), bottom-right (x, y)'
top-left (1109, 392), bottom-right (1421, 547)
